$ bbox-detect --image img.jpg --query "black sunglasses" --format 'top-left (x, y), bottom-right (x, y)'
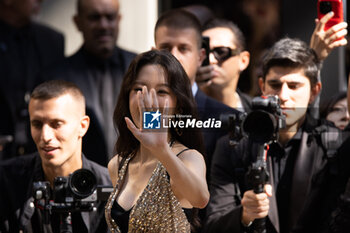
top-left (209, 47), bottom-right (241, 63)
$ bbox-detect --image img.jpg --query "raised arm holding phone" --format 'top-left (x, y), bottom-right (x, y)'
top-left (311, 0), bottom-right (347, 61)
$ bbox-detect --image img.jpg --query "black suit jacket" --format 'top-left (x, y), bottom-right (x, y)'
top-left (46, 47), bottom-right (136, 166)
top-left (194, 89), bottom-right (242, 180)
top-left (0, 21), bottom-right (64, 159)
top-left (237, 89), bottom-right (252, 113)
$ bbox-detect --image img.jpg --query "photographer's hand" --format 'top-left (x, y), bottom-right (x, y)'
top-left (310, 11), bottom-right (348, 61)
top-left (241, 184), bottom-right (272, 225)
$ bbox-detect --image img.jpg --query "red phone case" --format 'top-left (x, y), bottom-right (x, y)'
top-left (317, 0), bottom-right (343, 31)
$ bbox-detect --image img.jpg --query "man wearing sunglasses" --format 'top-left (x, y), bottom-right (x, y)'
top-left (197, 19), bottom-right (252, 112)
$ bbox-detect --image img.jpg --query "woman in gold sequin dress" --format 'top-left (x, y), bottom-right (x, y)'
top-left (105, 50), bottom-right (210, 233)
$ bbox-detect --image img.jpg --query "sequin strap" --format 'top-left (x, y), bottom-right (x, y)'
top-left (105, 155), bottom-right (133, 233)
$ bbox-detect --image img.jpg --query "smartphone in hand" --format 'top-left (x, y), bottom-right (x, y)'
top-left (317, 0), bottom-right (344, 31)
top-left (201, 36), bottom-right (210, 66)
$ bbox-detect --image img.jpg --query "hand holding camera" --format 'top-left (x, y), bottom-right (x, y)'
top-left (241, 184), bottom-right (272, 227)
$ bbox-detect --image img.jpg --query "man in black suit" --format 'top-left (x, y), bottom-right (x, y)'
top-left (0, 0), bottom-right (65, 160)
top-left (48, 0), bottom-right (136, 166)
top-left (154, 9), bottom-right (241, 181)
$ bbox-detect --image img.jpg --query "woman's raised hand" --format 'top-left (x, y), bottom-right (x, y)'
top-left (125, 86), bottom-right (170, 152)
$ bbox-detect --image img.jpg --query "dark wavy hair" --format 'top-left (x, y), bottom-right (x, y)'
top-left (261, 37), bottom-right (320, 87)
top-left (113, 50), bottom-right (205, 158)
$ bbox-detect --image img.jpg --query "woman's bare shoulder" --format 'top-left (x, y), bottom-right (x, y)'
top-left (108, 155), bottom-right (120, 171)
top-left (108, 154), bottom-right (122, 185)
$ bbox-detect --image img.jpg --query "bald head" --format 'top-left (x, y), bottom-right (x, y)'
top-left (74, 0), bottom-right (120, 59)
top-left (77, 0), bottom-right (119, 15)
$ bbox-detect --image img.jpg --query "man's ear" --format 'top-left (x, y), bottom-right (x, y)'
top-left (79, 115), bottom-right (90, 138)
top-left (258, 77), bottom-right (265, 94)
top-left (309, 82), bottom-right (322, 104)
top-left (198, 48), bottom-right (206, 67)
top-left (73, 15), bottom-right (82, 32)
top-left (238, 51), bottom-right (250, 72)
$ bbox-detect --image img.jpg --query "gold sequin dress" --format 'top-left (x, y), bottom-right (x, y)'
top-left (105, 154), bottom-right (191, 233)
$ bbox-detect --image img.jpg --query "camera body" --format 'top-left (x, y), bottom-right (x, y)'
top-left (33, 168), bottom-right (97, 213)
top-left (220, 111), bottom-right (246, 146)
top-left (317, 0), bottom-right (343, 31)
top-left (243, 95), bottom-right (286, 144)
top-left (33, 181), bottom-right (51, 201)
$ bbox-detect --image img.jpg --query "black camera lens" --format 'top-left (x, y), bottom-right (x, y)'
top-left (69, 169), bottom-right (97, 199)
top-left (320, 1), bottom-right (332, 14)
top-left (243, 110), bottom-right (278, 144)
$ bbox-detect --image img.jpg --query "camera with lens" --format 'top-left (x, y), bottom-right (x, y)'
top-left (55, 168), bottom-right (96, 200)
top-left (243, 95), bottom-right (286, 144)
top-left (243, 96), bottom-right (285, 232)
top-left (220, 96), bottom-right (286, 232)
top-left (32, 169), bottom-right (113, 232)
top-left (33, 168), bottom-right (97, 213)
